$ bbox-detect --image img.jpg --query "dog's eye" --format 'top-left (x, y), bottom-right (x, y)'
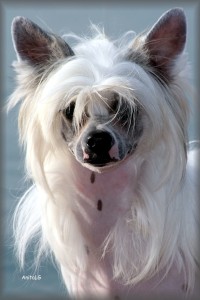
top-left (110, 93), bottom-right (120, 113)
top-left (64, 102), bottom-right (75, 121)
top-left (111, 100), bottom-right (119, 112)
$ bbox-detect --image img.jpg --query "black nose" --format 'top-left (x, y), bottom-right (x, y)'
top-left (84, 130), bottom-right (115, 166)
top-left (86, 131), bottom-right (114, 154)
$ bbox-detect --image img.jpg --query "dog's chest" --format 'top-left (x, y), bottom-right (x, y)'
top-left (71, 160), bottom-right (136, 246)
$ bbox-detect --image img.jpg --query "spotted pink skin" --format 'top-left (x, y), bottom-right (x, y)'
top-left (64, 155), bottom-right (197, 298)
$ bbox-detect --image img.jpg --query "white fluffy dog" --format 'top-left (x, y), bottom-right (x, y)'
top-left (8, 8), bottom-right (199, 299)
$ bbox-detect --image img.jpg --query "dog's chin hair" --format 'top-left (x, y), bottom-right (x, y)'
top-left (8, 12), bottom-right (199, 297)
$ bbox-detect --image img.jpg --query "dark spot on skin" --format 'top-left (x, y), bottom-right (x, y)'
top-left (90, 172), bottom-right (95, 183)
top-left (85, 245), bottom-right (90, 255)
top-left (181, 284), bottom-right (188, 292)
top-left (114, 296), bottom-right (120, 300)
top-left (97, 199), bottom-right (103, 211)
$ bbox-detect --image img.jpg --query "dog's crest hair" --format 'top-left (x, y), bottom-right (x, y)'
top-left (8, 8), bottom-right (199, 297)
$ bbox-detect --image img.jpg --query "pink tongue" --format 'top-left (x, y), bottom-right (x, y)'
top-left (83, 150), bottom-right (89, 160)
top-left (109, 144), bottom-right (119, 160)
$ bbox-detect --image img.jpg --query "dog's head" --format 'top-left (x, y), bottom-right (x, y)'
top-left (60, 89), bottom-right (143, 171)
top-left (10, 9), bottom-right (188, 173)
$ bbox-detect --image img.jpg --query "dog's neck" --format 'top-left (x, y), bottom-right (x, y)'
top-left (68, 156), bottom-right (138, 248)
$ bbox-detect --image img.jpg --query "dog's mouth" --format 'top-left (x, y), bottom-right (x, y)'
top-left (83, 151), bottom-right (119, 167)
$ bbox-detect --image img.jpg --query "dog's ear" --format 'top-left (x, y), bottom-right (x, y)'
top-left (144, 8), bottom-right (186, 75)
top-left (11, 17), bottom-right (74, 67)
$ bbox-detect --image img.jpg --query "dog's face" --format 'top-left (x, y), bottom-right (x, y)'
top-left (10, 9), bottom-right (187, 173)
top-left (60, 90), bottom-right (142, 170)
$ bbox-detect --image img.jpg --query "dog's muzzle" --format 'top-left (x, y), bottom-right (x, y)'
top-left (82, 130), bottom-right (118, 167)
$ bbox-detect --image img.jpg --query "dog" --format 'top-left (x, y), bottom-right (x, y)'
top-left (8, 7), bottom-right (199, 299)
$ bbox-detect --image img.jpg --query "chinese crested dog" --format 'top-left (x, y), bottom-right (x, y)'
top-left (9, 8), bottom-right (199, 299)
